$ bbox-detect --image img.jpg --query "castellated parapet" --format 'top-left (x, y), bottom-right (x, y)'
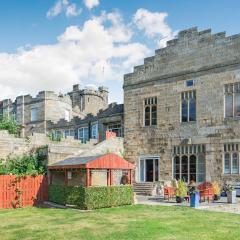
top-left (1, 91), bottom-right (73, 136)
top-left (124, 27), bottom-right (240, 88)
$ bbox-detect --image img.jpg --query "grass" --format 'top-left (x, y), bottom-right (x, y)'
top-left (0, 205), bottom-right (239, 240)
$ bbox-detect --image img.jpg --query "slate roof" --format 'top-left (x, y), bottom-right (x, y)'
top-left (98, 103), bottom-right (123, 118)
top-left (49, 154), bottom-right (104, 167)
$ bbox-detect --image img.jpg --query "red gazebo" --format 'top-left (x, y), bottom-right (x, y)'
top-left (48, 153), bottom-right (134, 187)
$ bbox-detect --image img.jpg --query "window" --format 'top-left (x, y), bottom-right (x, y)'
top-left (223, 144), bottom-right (240, 174)
top-left (107, 123), bottom-right (122, 137)
top-left (91, 123), bottom-right (98, 139)
top-left (189, 155), bottom-right (197, 182)
top-left (224, 153), bottom-right (231, 174)
top-left (181, 91), bottom-right (196, 122)
top-left (181, 156), bottom-right (188, 182)
top-left (64, 110), bottom-right (70, 122)
top-left (31, 108), bottom-right (38, 122)
top-left (232, 153), bottom-right (239, 174)
top-left (144, 97), bottom-right (157, 126)
top-left (173, 145), bottom-right (206, 182)
top-left (225, 83), bottom-right (240, 118)
top-left (186, 80), bottom-right (194, 87)
top-left (64, 129), bottom-right (74, 138)
top-left (54, 130), bottom-right (62, 139)
top-left (173, 156), bottom-right (180, 180)
top-left (78, 127), bottom-right (89, 143)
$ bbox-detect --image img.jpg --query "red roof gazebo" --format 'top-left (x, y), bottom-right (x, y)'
top-left (48, 153), bottom-right (135, 187)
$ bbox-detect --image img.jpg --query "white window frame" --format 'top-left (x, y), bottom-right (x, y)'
top-left (64, 129), bottom-right (74, 138)
top-left (138, 156), bottom-right (160, 182)
top-left (78, 127), bottom-right (89, 143)
top-left (91, 123), bottom-right (98, 139)
top-left (223, 147), bottom-right (240, 175)
top-left (224, 83), bottom-right (240, 118)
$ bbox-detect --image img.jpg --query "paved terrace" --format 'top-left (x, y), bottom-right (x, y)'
top-left (136, 195), bottom-right (240, 214)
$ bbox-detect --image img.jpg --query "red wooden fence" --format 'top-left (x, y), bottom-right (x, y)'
top-left (0, 175), bottom-right (48, 209)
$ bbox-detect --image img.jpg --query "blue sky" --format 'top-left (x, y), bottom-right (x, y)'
top-left (0, 0), bottom-right (240, 103)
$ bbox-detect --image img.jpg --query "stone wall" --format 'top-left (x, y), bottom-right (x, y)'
top-left (0, 130), bottom-right (95, 164)
top-left (124, 27), bottom-right (240, 183)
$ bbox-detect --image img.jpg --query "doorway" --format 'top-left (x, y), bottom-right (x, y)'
top-left (139, 158), bottom-right (159, 182)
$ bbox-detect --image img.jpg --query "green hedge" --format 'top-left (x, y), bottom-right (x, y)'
top-left (48, 185), bottom-right (133, 210)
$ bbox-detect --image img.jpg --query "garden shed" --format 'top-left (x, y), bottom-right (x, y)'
top-left (48, 153), bottom-right (134, 187)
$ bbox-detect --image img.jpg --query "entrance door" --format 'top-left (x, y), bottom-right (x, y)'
top-left (146, 160), bottom-right (154, 182)
top-left (139, 158), bottom-right (159, 182)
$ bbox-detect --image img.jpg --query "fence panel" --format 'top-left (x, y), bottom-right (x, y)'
top-left (0, 175), bottom-right (48, 209)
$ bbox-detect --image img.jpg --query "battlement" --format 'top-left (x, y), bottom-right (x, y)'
top-left (70, 84), bottom-right (108, 98)
top-left (2, 90), bottom-right (72, 107)
top-left (124, 27), bottom-right (240, 87)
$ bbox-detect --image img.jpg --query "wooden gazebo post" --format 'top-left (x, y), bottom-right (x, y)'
top-left (107, 169), bottom-right (113, 186)
top-left (86, 168), bottom-right (91, 187)
top-left (128, 169), bottom-right (132, 185)
top-left (64, 169), bottom-right (68, 186)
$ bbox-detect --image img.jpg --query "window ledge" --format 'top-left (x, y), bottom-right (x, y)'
top-left (222, 173), bottom-right (240, 176)
top-left (180, 121), bottom-right (196, 125)
top-left (143, 125), bottom-right (157, 128)
top-left (224, 117), bottom-right (240, 121)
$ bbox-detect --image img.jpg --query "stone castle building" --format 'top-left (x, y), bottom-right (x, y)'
top-left (124, 27), bottom-right (240, 184)
top-left (0, 85), bottom-right (109, 136)
top-left (0, 84), bottom-right (123, 142)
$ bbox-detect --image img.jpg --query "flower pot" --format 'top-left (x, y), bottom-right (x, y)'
top-left (214, 194), bottom-right (221, 201)
top-left (176, 196), bottom-right (184, 203)
top-left (227, 190), bottom-right (237, 204)
top-left (190, 192), bottom-right (200, 208)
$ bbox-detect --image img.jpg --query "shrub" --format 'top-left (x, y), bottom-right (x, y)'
top-left (0, 117), bottom-right (20, 135)
top-left (0, 153), bottom-right (47, 176)
top-left (212, 181), bottom-right (221, 195)
top-left (48, 185), bottom-right (133, 210)
top-left (176, 180), bottom-right (187, 197)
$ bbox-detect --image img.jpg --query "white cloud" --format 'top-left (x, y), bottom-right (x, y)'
top-left (0, 12), bottom-right (149, 102)
top-left (47, 0), bottom-right (82, 18)
top-left (83, 0), bottom-right (99, 9)
top-left (133, 8), bottom-right (175, 48)
top-left (66, 3), bottom-right (82, 17)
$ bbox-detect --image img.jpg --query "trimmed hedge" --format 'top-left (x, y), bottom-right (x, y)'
top-left (48, 185), bottom-right (133, 210)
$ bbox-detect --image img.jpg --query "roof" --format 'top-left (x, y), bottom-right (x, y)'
top-left (48, 153), bottom-right (134, 170)
top-left (98, 103), bottom-right (123, 118)
top-left (49, 154), bottom-right (103, 166)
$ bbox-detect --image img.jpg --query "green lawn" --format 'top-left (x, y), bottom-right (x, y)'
top-left (0, 205), bottom-right (239, 240)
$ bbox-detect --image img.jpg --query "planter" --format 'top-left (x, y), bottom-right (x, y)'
top-left (176, 196), bottom-right (184, 203)
top-left (227, 190), bottom-right (237, 204)
top-left (214, 194), bottom-right (221, 201)
top-left (190, 192), bottom-right (200, 208)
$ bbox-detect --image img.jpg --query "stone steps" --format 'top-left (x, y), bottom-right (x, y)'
top-left (133, 182), bottom-right (156, 196)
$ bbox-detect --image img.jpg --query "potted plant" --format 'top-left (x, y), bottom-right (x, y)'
top-left (175, 180), bottom-right (187, 203)
top-left (225, 184), bottom-right (237, 204)
top-left (212, 181), bottom-right (221, 201)
top-left (188, 184), bottom-right (200, 208)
